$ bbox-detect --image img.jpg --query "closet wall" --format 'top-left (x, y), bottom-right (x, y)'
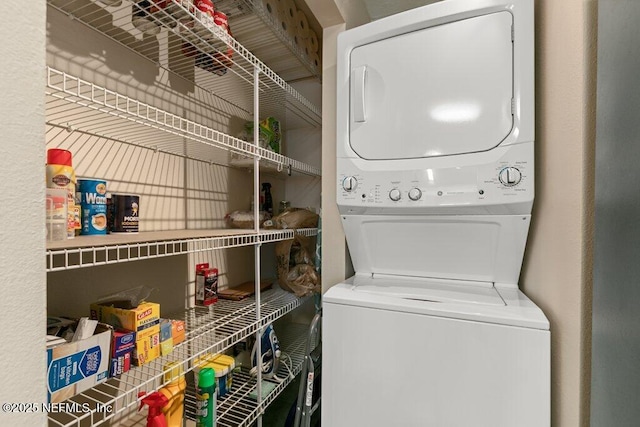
top-left (42, 0), bottom-right (322, 425)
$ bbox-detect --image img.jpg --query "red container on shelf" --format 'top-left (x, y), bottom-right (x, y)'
top-left (195, 263), bottom-right (218, 306)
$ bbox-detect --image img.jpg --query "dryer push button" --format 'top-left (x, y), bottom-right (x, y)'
top-left (389, 188), bottom-right (402, 201)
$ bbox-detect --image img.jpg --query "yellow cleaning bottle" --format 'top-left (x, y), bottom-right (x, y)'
top-left (158, 362), bottom-right (186, 427)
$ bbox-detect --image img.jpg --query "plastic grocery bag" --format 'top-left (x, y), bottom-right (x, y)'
top-left (275, 234), bottom-right (320, 297)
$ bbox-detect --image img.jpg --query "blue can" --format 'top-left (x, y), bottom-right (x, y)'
top-left (78, 179), bottom-right (108, 235)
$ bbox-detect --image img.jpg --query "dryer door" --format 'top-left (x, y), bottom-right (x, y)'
top-left (349, 11), bottom-right (513, 160)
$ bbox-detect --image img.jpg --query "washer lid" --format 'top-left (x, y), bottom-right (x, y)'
top-left (324, 275), bottom-right (549, 330)
top-left (349, 11), bottom-right (513, 160)
top-left (353, 274), bottom-right (505, 306)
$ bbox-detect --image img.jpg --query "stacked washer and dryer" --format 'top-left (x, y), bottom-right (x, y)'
top-left (322, 0), bottom-right (550, 426)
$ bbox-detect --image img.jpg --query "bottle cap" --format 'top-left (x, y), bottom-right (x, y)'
top-left (47, 148), bottom-right (73, 166)
top-left (163, 361), bottom-right (184, 383)
top-left (198, 367), bottom-right (216, 388)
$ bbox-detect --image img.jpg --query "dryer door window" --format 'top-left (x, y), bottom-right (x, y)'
top-left (349, 12), bottom-right (513, 160)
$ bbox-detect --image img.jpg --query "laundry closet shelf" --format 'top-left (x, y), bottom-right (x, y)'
top-left (184, 322), bottom-right (308, 427)
top-left (46, 228), bottom-right (318, 272)
top-left (46, 0), bottom-right (321, 126)
top-left (230, 0), bottom-right (322, 81)
top-left (47, 288), bottom-right (309, 427)
top-left (45, 67), bottom-right (321, 177)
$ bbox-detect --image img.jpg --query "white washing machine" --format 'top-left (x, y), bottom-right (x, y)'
top-left (322, 0), bottom-right (550, 426)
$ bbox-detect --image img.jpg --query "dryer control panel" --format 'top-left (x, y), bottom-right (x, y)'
top-left (337, 143), bottom-right (534, 215)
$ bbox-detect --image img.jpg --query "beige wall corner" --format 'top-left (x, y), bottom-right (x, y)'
top-left (321, 23), bottom-right (347, 293)
top-left (521, 0), bottom-right (596, 425)
top-left (304, 0), bottom-right (370, 28)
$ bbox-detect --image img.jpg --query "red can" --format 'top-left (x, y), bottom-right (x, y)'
top-left (196, 0), bottom-right (215, 18)
top-left (195, 11), bottom-right (233, 75)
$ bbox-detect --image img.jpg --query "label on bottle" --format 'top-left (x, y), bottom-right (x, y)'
top-left (196, 389), bottom-right (215, 427)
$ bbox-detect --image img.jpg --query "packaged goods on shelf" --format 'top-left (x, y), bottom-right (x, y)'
top-left (191, 9), bottom-right (234, 76)
top-left (90, 301), bottom-right (160, 337)
top-left (263, 207), bottom-right (319, 229)
top-left (133, 330), bottom-right (161, 366)
top-left (110, 330), bottom-right (135, 375)
top-left (225, 210), bottom-right (271, 229)
top-left (193, 353), bottom-right (235, 397)
top-left (47, 322), bottom-right (112, 403)
top-left (195, 263), bottom-right (219, 306)
top-left (78, 179), bottom-right (108, 236)
top-left (111, 194), bottom-right (140, 233)
top-left (160, 319), bottom-right (174, 356)
top-left (46, 188), bottom-right (67, 242)
top-left (112, 329), bottom-right (136, 358)
top-left (172, 320), bottom-right (186, 346)
top-left (46, 148), bottom-right (78, 239)
top-left (238, 117), bottom-right (282, 154)
top-left (275, 234), bottom-right (320, 297)
top-left (90, 301), bottom-right (161, 366)
top-left (110, 352), bottom-right (131, 377)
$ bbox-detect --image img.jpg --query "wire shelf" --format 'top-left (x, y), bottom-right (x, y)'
top-left (47, 288), bottom-right (309, 427)
top-left (46, 228), bottom-right (318, 271)
top-left (184, 322), bottom-right (308, 427)
top-left (46, 0), bottom-right (321, 126)
top-left (45, 67), bottom-right (321, 176)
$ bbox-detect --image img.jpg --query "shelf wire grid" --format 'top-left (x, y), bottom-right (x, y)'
top-left (231, 0), bottom-right (321, 81)
top-left (46, 228), bottom-right (318, 271)
top-left (45, 67), bottom-right (321, 176)
top-left (47, 288), bottom-right (308, 427)
top-left (46, 0), bottom-right (321, 127)
top-left (183, 322), bottom-right (308, 427)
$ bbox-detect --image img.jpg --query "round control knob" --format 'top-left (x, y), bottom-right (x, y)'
top-left (342, 176), bottom-right (358, 192)
top-left (389, 188), bottom-right (402, 201)
top-left (499, 167), bottom-right (522, 187)
top-left (408, 187), bottom-right (422, 201)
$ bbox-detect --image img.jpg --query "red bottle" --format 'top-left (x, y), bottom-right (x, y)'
top-left (138, 392), bottom-right (169, 427)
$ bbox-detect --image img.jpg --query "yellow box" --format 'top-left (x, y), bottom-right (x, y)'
top-left (133, 329), bottom-right (161, 366)
top-left (90, 302), bottom-right (160, 340)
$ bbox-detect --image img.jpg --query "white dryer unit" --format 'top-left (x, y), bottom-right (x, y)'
top-left (322, 0), bottom-right (550, 426)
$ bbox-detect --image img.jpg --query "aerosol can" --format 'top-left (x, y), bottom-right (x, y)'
top-left (251, 323), bottom-right (280, 379)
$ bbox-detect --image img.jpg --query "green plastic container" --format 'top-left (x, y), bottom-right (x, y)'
top-left (196, 367), bottom-right (216, 427)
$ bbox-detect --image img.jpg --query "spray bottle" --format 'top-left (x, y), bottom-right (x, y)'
top-left (261, 182), bottom-right (273, 216)
top-left (196, 367), bottom-right (217, 427)
top-left (158, 362), bottom-right (186, 427)
top-left (138, 392), bottom-right (169, 427)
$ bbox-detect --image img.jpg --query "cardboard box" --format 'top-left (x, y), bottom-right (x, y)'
top-left (90, 302), bottom-right (160, 340)
top-left (47, 323), bottom-right (111, 403)
top-left (110, 352), bottom-right (131, 377)
top-left (172, 320), bottom-right (185, 346)
top-left (133, 329), bottom-right (160, 366)
top-left (160, 319), bottom-right (173, 356)
top-left (112, 330), bottom-right (136, 358)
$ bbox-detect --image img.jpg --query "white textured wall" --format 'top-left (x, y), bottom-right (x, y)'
top-left (0, 2), bottom-right (47, 426)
